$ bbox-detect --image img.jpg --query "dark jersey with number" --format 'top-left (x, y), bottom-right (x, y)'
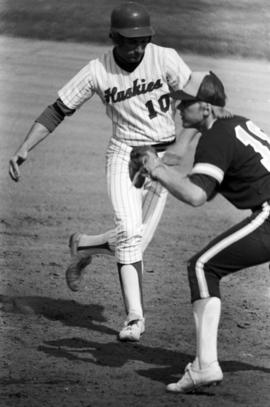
top-left (191, 115), bottom-right (270, 209)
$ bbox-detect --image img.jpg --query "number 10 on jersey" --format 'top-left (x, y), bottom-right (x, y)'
top-left (145, 93), bottom-right (171, 119)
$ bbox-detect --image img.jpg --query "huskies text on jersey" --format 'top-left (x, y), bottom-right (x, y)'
top-left (104, 78), bottom-right (163, 104)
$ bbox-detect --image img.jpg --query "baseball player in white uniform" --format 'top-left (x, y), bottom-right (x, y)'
top-left (9, 2), bottom-right (193, 341)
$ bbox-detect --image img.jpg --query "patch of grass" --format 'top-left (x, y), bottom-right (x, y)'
top-left (0, 0), bottom-right (269, 59)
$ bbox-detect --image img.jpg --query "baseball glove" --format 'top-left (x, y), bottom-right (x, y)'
top-left (129, 145), bottom-right (161, 188)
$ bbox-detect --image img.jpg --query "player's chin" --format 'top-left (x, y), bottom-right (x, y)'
top-left (128, 52), bottom-right (144, 62)
top-left (181, 120), bottom-right (192, 128)
top-left (129, 56), bottom-right (142, 63)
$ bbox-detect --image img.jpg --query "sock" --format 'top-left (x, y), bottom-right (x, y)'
top-left (117, 262), bottom-right (144, 321)
top-left (192, 297), bottom-right (221, 370)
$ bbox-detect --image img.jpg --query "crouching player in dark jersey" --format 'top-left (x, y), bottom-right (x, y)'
top-left (143, 71), bottom-right (270, 393)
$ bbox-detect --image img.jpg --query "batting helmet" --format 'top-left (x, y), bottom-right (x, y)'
top-left (110, 2), bottom-right (155, 38)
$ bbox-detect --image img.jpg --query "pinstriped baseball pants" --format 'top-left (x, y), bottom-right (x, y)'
top-left (106, 138), bottom-right (167, 264)
top-left (187, 201), bottom-right (270, 302)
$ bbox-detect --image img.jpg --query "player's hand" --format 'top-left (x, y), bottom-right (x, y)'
top-left (129, 146), bottom-right (164, 187)
top-left (9, 151), bottom-right (27, 182)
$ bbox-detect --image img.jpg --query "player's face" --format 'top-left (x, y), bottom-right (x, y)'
top-left (177, 100), bottom-right (205, 128)
top-left (116, 36), bottom-right (150, 63)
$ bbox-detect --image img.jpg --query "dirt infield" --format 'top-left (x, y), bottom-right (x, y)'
top-left (0, 36), bottom-right (270, 407)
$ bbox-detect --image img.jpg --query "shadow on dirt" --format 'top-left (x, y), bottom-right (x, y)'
top-left (37, 336), bottom-right (270, 385)
top-left (1, 294), bottom-right (270, 388)
top-left (0, 294), bottom-right (117, 335)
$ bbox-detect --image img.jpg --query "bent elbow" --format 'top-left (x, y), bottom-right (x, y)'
top-left (190, 198), bottom-right (205, 207)
top-left (189, 191), bottom-right (207, 207)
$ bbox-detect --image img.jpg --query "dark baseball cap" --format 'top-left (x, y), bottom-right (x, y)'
top-left (176, 71), bottom-right (226, 107)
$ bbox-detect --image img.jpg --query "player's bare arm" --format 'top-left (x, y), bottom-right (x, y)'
top-left (151, 165), bottom-right (207, 206)
top-left (9, 122), bottom-right (50, 182)
top-left (162, 128), bottom-right (199, 166)
top-left (9, 97), bottom-right (75, 182)
top-left (129, 146), bottom-right (207, 206)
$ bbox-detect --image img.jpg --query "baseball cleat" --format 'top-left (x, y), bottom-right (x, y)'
top-left (65, 233), bottom-right (92, 292)
top-left (166, 361), bottom-right (223, 393)
top-left (118, 318), bottom-right (145, 342)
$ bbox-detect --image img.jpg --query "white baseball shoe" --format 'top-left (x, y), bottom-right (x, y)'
top-left (65, 233), bottom-right (92, 292)
top-left (166, 361), bottom-right (223, 393)
top-left (118, 318), bottom-right (145, 342)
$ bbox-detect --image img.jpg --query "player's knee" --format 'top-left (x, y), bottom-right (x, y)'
top-left (116, 221), bottom-right (142, 246)
top-left (187, 257), bottom-right (221, 301)
top-left (115, 222), bottom-right (143, 263)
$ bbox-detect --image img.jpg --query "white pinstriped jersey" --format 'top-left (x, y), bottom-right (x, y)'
top-left (58, 43), bottom-right (191, 146)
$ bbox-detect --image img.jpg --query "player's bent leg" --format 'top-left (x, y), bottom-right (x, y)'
top-left (77, 230), bottom-right (115, 256)
top-left (65, 233), bottom-right (92, 292)
top-left (65, 232), bottom-right (114, 292)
